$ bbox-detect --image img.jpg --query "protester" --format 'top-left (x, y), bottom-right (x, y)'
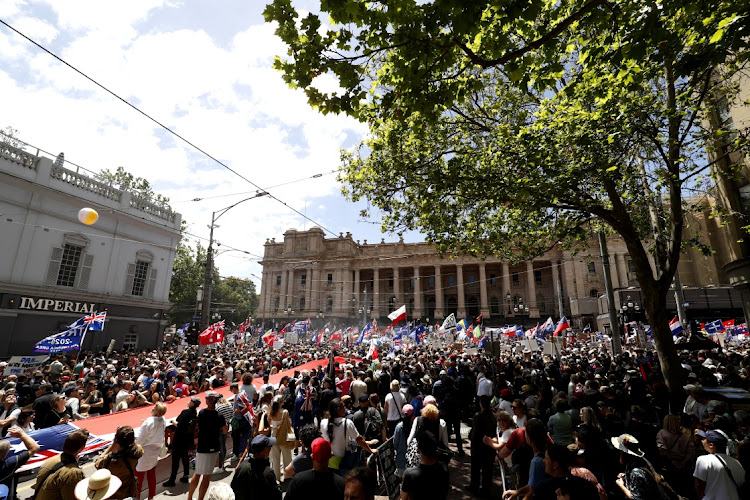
top-left (163, 396), bottom-right (200, 487)
top-left (189, 391), bottom-right (228, 500)
top-left (401, 430), bottom-right (449, 500)
top-left (0, 426), bottom-right (40, 497)
top-left (73, 469), bottom-right (121, 500)
top-left (284, 437), bottom-right (345, 500)
top-left (694, 429), bottom-right (746, 500)
top-left (321, 398), bottom-right (379, 477)
top-left (134, 403), bottom-right (167, 500)
top-left (94, 426), bottom-right (144, 500)
top-left (33, 429), bottom-right (89, 500)
top-left (284, 424), bottom-right (321, 479)
top-left (230, 435), bottom-right (281, 500)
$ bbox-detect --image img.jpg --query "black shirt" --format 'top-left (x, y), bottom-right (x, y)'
top-left (196, 408), bottom-right (225, 453)
top-left (284, 469), bottom-right (345, 500)
top-left (33, 393), bottom-right (54, 425)
top-left (230, 458), bottom-right (280, 500)
top-left (533, 474), bottom-right (599, 500)
top-left (401, 462), bottom-right (449, 500)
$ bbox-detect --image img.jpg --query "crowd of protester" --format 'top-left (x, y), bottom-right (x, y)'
top-left (0, 335), bottom-right (749, 499)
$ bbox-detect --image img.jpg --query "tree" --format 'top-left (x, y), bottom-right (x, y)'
top-left (95, 166), bottom-right (172, 207)
top-left (0, 126), bottom-right (24, 150)
top-left (264, 0), bottom-right (750, 396)
top-left (213, 277), bottom-right (259, 328)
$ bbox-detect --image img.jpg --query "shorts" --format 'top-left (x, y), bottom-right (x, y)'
top-left (194, 452), bottom-right (219, 475)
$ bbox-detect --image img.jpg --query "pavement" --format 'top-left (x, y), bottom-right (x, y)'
top-left (14, 422), bottom-right (504, 500)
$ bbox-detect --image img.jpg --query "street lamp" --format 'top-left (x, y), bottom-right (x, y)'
top-left (514, 297), bottom-right (530, 324)
top-left (358, 286), bottom-right (370, 326)
top-left (200, 191), bottom-right (269, 330)
top-left (505, 292), bottom-right (513, 316)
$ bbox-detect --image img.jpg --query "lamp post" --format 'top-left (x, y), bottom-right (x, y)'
top-left (505, 292), bottom-right (513, 317)
top-left (359, 287), bottom-right (370, 327)
top-left (618, 295), bottom-right (641, 341)
top-left (200, 191), bottom-right (268, 330)
top-left (514, 297), bottom-right (530, 326)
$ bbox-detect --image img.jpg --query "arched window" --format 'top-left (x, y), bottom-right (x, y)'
top-left (299, 297), bottom-right (306, 311)
top-left (589, 289), bottom-right (599, 298)
top-left (490, 297), bottom-right (500, 314)
top-left (326, 296), bottom-right (333, 312)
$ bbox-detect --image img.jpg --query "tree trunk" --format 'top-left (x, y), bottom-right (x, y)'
top-left (640, 279), bottom-right (684, 412)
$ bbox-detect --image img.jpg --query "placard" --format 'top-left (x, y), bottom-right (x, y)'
top-left (520, 339), bottom-right (539, 352)
top-left (465, 348), bottom-right (478, 356)
top-left (3, 355), bottom-right (49, 376)
top-left (542, 342), bottom-right (556, 356)
top-left (453, 343), bottom-right (463, 351)
top-left (285, 332), bottom-right (299, 345)
top-left (273, 340), bottom-right (284, 350)
top-left (374, 438), bottom-right (400, 500)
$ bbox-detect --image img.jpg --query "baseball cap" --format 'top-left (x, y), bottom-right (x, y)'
top-left (358, 393), bottom-right (369, 403)
top-left (696, 429), bottom-right (729, 444)
top-left (189, 397), bottom-right (202, 407)
top-left (311, 438), bottom-right (332, 462)
top-left (402, 404), bottom-right (414, 416)
top-left (205, 391), bottom-right (220, 400)
top-left (250, 434), bottom-right (276, 454)
top-left (423, 395), bottom-right (437, 407)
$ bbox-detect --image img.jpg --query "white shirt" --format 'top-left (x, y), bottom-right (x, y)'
top-left (477, 376), bottom-right (493, 397)
top-left (498, 399), bottom-right (513, 415)
top-left (384, 391), bottom-right (406, 421)
top-left (135, 416), bottom-right (166, 472)
top-left (694, 452), bottom-right (745, 500)
top-left (320, 417), bottom-right (360, 458)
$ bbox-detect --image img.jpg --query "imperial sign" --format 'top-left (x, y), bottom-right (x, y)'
top-left (18, 296), bottom-right (97, 313)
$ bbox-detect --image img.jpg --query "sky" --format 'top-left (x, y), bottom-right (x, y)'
top-left (0, 0), bottom-right (421, 289)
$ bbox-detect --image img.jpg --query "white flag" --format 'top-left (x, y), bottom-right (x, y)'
top-left (440, 313), bottom-right (457, 332)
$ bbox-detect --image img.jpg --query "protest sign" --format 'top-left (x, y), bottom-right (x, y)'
top-left (3, 355), bottom-right (49, 376)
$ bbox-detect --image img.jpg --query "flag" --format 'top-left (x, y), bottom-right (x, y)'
top-left (457, 330), bottom-right (467, 341)
top-left (199, 320), bottom-right (225, 345)
top-left (736, 323), bottom-right (748, 335)
top-left (476, 312), bottom-right (483, 323)
top-left (553, 316), bottom-right (569, 336)
top-left (473, 325), bottom-right (482, 339)
top-left (388, 305), bottom-right (407, 324)
top-left (262, 330), bottom-right (278, 346)
top-left (440, 313), bottom-right (457, 331)
top-left (311, 330), bottom-right (319, 344)
top-left (33, 325), bottom-right (87, 353)
top-left (540, 317), bottom-right (555, 335)
top-left (502, 325), bottom-right (520, 337)
top-left (669, 317), bottom-right (683, 336)
top-left (392, 333), bottom-right (403, 351)
top-left (704, 319), bottom-right (725, 334)
top-left (478, 335), bottom-right (489, 349)
top-left (410, 325), bottom-right (426, 344)
top-left (356, 323), bottom-right (372, 345)
top-left (723, 319), bottom-right (735, 330)
top-left (238, 318), bottom-right (251, 333)
top-left (300, 386), bottom-right (314, 412)
top-left (367, 340), bottom-right (379, 360)
top-left (329, 330), bottom-right (342, 341)
top-left (457, 319), bottom-right (468, 332)
top-left (583, 324), bottom-right (591, 334)
top-left (236, 393), bottom-right (255, 424)
top-left (83, 311), bottom-right (107, 331)
top-left (176, 322), bottom-right (190, 334)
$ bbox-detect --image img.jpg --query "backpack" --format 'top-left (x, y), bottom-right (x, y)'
top-left (282, 386), bottom-right (295, 412)
top-left (363, 407), bottom-right (383, 441)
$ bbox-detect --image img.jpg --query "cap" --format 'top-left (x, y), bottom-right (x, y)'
top-left (64, 387), bottom-right (78, 397)
top-left (402, 404), bottom-right (414, 416)
top-left (250, 434), bottom-right (276, 454)
top-left (205, 391), bottom-right (220, 400)
top-left (500, 388), bottom-right (512, 398)
top-left (311, 438), bottom-right (332, 462)
top-left (423, 395), bottom-right (437, 407)
top-left (189, 397), bottom-right (202, 406)
top-left (697, 429), bottom-right (729, 444)
top-left (358, 393), bottom-right (369, 403)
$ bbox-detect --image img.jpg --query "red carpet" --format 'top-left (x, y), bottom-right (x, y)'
top-left (79, 357), bottom-right (347, 436)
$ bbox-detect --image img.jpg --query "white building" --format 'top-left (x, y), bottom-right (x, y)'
top-left (0, 140), bottom-right (182, 356)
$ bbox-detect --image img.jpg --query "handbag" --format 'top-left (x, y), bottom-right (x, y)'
top-left (405, 439), bottom-right (420, 468)
top-left (159, 444), bottom-right (168, 458)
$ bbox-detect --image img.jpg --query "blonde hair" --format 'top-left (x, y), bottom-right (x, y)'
top-left (662, 414), bottom-right (681, 434)
top-left (153, 402), bottom-right (168, 416)
top-left (421, 404), bottom-right (439, 420)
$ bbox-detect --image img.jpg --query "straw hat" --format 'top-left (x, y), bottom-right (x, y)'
top-left (610, 434), bottom-right (644, 457)
top-left (74, 470), bottom-right (122, 500)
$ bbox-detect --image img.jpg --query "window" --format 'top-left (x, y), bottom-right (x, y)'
top-left (123, 334), bottom-right (138, 351)
top-left (410, 278), bottom-right (415, 289)
top-left (589, 289), bottom-right (599, 298)
top-left (327, 273), bottom-right (333, 284)
top-left (448, 275), bottom-right (455, 287)
top-left (299, 297), bottom-right (305, 311)
top-left (537, 293), bottom-right (546, 312)
top-left (46, 234), bottom-right (93, 290)
top-left (490, 297), bottom-right (500, 314)
top-left (274, 297), bottom-right (280, 311)
top-left (301, 274), bottom-right (307, 287)
top-left (276, 275), bottom-right (282, 286)
top-left (388, 277), bottom-right (394, 289)
top-left (627, 259), bottom-right (636, 273)
top-left (490, 274), bottom-right (496, 287)
top-left (468, 274), bottom-right (475, 285)
top-left (428, 276), bottom-right (435, 289)
top-left (326, 296), bottom-right (333, 312)
top-left (587, 262), bottom-right (596, 274)
top-left (131, 261), bottom-right (150, 296)
top-left (57, 244), bottom-right (83, 287)
top-left (512, 272), bottom-right (520, 285)
top-left (534, 270), bottom-right (542, 284)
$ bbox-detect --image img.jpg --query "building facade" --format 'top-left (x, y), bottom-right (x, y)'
top-left (0, 141), bottom-right (182, 357)
top-left (258, 226), bottom-right (742, 332)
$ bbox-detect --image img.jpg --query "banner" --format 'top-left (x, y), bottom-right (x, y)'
top-left (2, 355), bottom-right (48, 376)
top-left (33, 325), bottom-right (87, 353)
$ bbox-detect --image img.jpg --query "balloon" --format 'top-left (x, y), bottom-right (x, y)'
top-left (77, 207), bottom-right (99, 225)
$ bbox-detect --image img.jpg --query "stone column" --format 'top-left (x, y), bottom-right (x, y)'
top-left (372, 268), bottom-right (380, 317)
top-left (280, 269), bottom-right (289, 310)
top-left (526, 261), bottom-right (539, 318)
top-left (615, 253), bottom-right (628, 287)
top-left (502, 263), bottom-right (511, 317)
top-left (456, 264), bottom-right (466, 318)
top-left (314, 263), bottom-right (322, 313)
top-left (413, 266), bottom-right (422, 318)
top-left (479, 263), bottom-right (489, 317)
top-left (551, 261), bottom-right (561, 317)
top-left (287, 269), bottom-right (296, 311)
top-left (609, 256), bottom-right (621, 289)
top-left (393, 267), bottom-right (400, 306)
top-left (306, 267), bottom-right (313, 312)
top-left (434, 265), bottom-right (444, 318)
top-left (354, 269), bottom-right (361, 308)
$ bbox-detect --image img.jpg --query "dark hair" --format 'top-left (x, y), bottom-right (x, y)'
top-left (327, 398), bottom-right (344, 445)
top-left (479, 395), bottom-right (491, 410)
top-left (345, 467), bottom-right (377, 498)
top-left (417, 430), bottom-right (438, 457)
top-left (546, 443), bottom-right (571, 470)
top-left (17, 409), bottom-right (34, 425)
top-left (299, 424), bottom-right (322, 449)
top-left (114, 426), bottom-right (136, 449)
top-left (242, 373), bottom-right (253, 385)
top-left (63, 429), bottom-right (90, 454)
top-left (525, 418), bottom-right (548, 451)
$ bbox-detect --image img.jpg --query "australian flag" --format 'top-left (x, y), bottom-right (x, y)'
top-left (356, 323), bottom-right (372, 345)
top-left (410, 324), bottom-right (426, 344)
top-left (704, 319), bottom-right (725, 334)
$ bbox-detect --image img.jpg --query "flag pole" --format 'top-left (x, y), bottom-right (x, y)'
top-left (75, 323), bottom-right (91, 363)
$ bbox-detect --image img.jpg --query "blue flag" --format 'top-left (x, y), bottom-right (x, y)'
top-left (704, 319), bottom-right (724, 334)
top-left (478, 335), bottom-right (489, 349)
top-left (410, 325), bottom-right (426, 344)
top-left (356, 323), bottom-right (372, 345)
top-left (33, 325), bottom-right (87, 353)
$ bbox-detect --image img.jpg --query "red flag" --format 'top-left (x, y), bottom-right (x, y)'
top-left (238, 318), bottom-right (251, 333)
top-left (199, 320), bottom-right (225, 345)
top-left (553, 316), bottom-right (569, 336)
top-left (329, 330), bottom-right (342, 341)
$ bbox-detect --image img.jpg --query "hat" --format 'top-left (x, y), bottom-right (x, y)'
top-left (611, 434), bottom-right (644, 457)
top-left (423, 395), bottom-right (437, 407)
top-left (697, 429), bottom-right (729, 444)
top-left (402, 404), bottom-right (414, 416)
top-left (205, 391), bottom-right (220, 400)
top-left (64, 387), bottom-right (78, 397)
top-left (521, 385), bottom-right (534, 394)
top-left (61, 376), bottom-right (70, 382)
top-left (439, 370), bottom-right (447, 376)
top-left (74, 469), bottom-right (122, 500)
top-left (358, 393), bottom-right (369, 403)
top-left (500, 388), bottom-right (512, 399)
top-left (341, 395), bottom-right (352, 404)
top-left (311, 438), bottom-right (332, 462)
top-left (683, 384), bottom-right (696, 392)
top-left (189, 397), bottom-right (201, 407)
top-left (687, 372), bottom-right (698, 379)
top-left (250, 434), bottom-right (276, 454)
